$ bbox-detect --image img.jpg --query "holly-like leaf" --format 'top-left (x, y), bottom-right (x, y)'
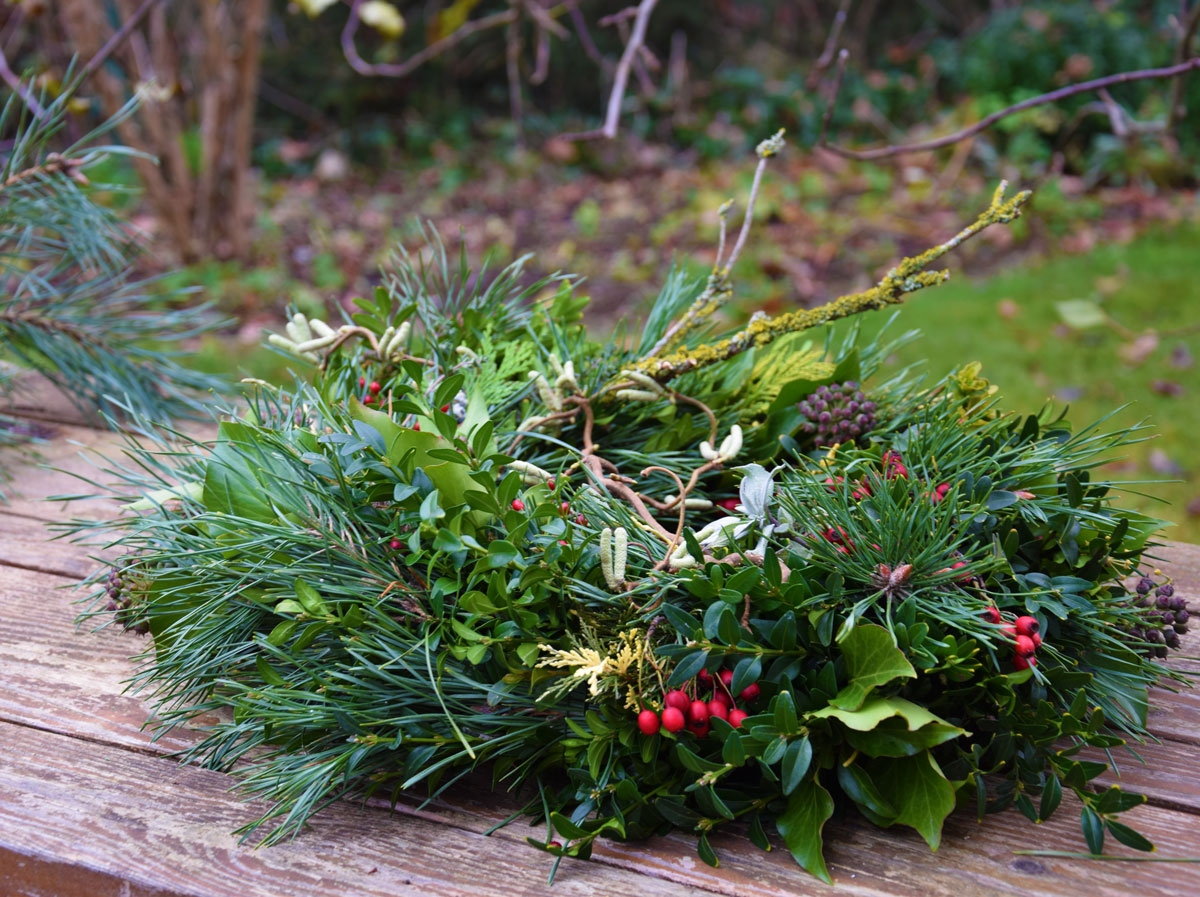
top-left (867, 751), bottom-right (956, 850)
top-left (776, 775), bottom-right (835, 883)
top-left (830, 624), bottom-right (916, 711)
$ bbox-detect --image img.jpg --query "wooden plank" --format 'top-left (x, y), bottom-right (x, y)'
top-left (0, 423), bottom-right (129, 522)
top-left (0, 513), bottom-right (105, 578)
top-left (1, 368), bottom-right (103, 430)
top-left (3, 720), bottom-right (1200, 897)
top-left (2, 563), bottom-right (1200, 897)
top-left (0, 721), bottom-right (684, 897)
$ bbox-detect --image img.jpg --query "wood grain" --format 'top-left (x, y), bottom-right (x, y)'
top-left (1, 417), bottom-right (1199, 896)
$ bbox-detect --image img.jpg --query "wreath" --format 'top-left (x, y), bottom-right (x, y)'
top-left (81, 136), bottom-right (1192, 882)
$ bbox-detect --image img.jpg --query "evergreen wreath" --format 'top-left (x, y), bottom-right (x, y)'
top-left (74, 133), bottom-right (1193, 883)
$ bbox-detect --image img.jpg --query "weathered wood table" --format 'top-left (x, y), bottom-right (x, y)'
top-left (2, 382), bottom-right (1198, 897)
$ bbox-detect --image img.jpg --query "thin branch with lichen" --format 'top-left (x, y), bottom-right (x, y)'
top-left (633, 181), bottom-right (1031, 382)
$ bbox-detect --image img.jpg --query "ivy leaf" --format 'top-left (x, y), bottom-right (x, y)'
top-left (867, 751), bottom-right (956, 850)
top-left (775, 776), bottom-right (835, 884)
top-left (830, 624), bottom-right (916, 711)
top-left (810, 696), bottom-right (965, 757)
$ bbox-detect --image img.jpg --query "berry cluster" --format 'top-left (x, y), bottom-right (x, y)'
top-left (103, 561), bottom-right (149, 635)
top-left (983, 607), bottom-right (1042, 670)
top-left (1122, 577), bottom-right (1189, 657)
top-left (636, 668), bottom-right (761, 738)
top-left (358, 376), bottom-right (383, 405)
top-left (797, 382), bottom-right (877, 447)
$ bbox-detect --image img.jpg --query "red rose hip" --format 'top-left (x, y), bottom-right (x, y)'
top-left (1014, 615), bottom-right (1039, 636)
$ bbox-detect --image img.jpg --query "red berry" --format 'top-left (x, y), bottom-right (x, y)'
top-left (951, 561), bottom-right (971, 582)
top-left (688, 700), bottom-right (709, 724)
top-left (440, 403), bottom-right (451, 412)
top-left (716, 497), bottom-right (740, 511)
top-left (358, 376), bottom-right (366, 388)
top-left (388, 538), bottom-right (402, 550)
top-left (1014, 635), bottom-right (1037, 657)
top-left (982, 606), bottom-right (1002, 624)
top-left (363, 395), bottom-right (375, 405)
top-left (709, 690), bottom-right (731, 710)
top-left (687, 720), bottom-right (710, 738)
top-left (664, 690), bottom-right (690, 711)
top-left (575, 514), bottom-right (588, 526)
top-left (413, 423), bottom-right (420, 430)
top-left (1031, 632), bottom-right (1042, 648)
top-left (560, 501), bottom-right (570, 515)
top-left (547, 478), bottom-right (555, 490)
top-left (1000, 623), bottom-right (1017, 638)
top-left (1013, 654), bottom-right (1036, 671)
top-left (719, 669), bottom-right (734, 688)
top-left (728, 709), bottom-right (748, 728)
top-left (637, 709), bottom-right (661, 736)
top-left (558, 539), bottom-right (568, 546)
top-left (707, 700), bottom-right (729, 722)
top-left (661, 706), bottom-right (686, 732)
top-left (369, 381), bottom-right (382, 394)
top-left (739, 682), bottom-right (761, 702)
top-left (547, 840), bottom-right (562, 850)
top-left (697, 668), bottom-right (713, 686)
top-left (1014, 615), bottom-right (1040, 637)
top-left (511, 499), bottom-right (525, 511)
top-left (823, 476), bottom-right (844, 492)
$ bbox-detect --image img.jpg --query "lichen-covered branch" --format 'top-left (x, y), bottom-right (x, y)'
top-left (633, 182), bottom-right (1031, 382)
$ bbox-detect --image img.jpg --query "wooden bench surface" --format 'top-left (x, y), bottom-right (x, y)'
top-left (2, 377), bottom-right (1199, 897)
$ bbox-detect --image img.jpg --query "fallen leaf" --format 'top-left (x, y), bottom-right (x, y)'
top-left (1119, 332), bottom-right (1159, 366)
top-left (1148, 449), bottom-right (1184, 476)
top-left (1150, 379), bottom-right (1184, 397)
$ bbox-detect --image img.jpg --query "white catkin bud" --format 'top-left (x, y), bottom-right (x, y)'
top-left (455, 344), bottom-right (479, 363)
top-left (547, 353), bottom-right (564, 378)
top-left (528, 371), bottom-right (562, 411)
top-left (685, 498), bottom-right (713, 510)
top-left (620, 370), bottom-right (666, 395)
top-left (395, 321), bottom-right (412, 349)
top-left (507, 460), bottom-right (553, 483)
top-left (291, 313), bottom-right (313, 343)
top-left (555, 360), bottom-right (579, 394)
top-left (600, 527), bottom-right (614, 589)
top-left (669, 539), bottom-right (696, 569)
top-left (296, 334), bottom-right (337, 351)
top-left (378, 326), bottom-right (395, 351)
top-left (284, 321), bottom-right (303, 344)
top-left (268, 333), bottom-right (298, 352)
top-left (612, 526), bottom-right (628, 586)
top-left (616, 389), bottom-right (660, 403)
top-left (718, 425), bottom-right (744, 462)
top-left (699, 441), bottom-right (719, 461)
top-left (310, 318), bottom-right (335, 338)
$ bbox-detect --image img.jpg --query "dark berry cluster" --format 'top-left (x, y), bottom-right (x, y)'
top-left (797, 382), bottom-right (876, 447)
top-left (1122, 577), bottom-right (1189, 657)
top-left (103, 561), bottom-right (149, 635)
top-left (636, 667), bottom-right (761, 738)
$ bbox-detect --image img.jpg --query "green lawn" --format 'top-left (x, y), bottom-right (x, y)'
top-left (854, 222), bottom-right (1200, 541)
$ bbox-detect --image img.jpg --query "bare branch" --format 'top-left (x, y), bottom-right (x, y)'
top-left (820, 57), bottom-right (1200, 161)
top-left (340, 0), bottom-right (517, 79)
top-left (805, 0), bottom-right (851, 90)
top-left (815, 48), bottom-right (849, 147)
top-left (1167, 3), bottom-right (1200, 136)
top-left (0, 46), bottom-right (46, 119)
top-left (563, 0), bottom-right (659, 141)
top-left (75, 0), bottom-right (166, 88)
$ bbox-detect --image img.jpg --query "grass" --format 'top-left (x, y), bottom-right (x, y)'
top-left (853, 222), bottom-right (1200, 542)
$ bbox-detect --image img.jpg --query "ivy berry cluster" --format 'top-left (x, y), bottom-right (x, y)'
top-left (1127, 576), bottom-right (1190, 656)
top-left (797, 381), bottom-right (877, 447)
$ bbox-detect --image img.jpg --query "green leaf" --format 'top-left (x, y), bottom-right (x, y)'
top-left (837, 763), bottom-right (897, 821)
top-left (773, 690), bottom-right (799, 734)
top-left (201, 421), bottom-right (280, 522)
top-left (1039, 774), bottom-right (1062, 821)
top-left (697, 833), bottom-right (719, 868)
top-left (1105, 819), bottom-right (1154, 852)
top-left (775, 776), bottom-right (835, 884)
top-left (1081, 805), bottom-right (1105, 855)
top-left (255, 655), bottom-right (288, 687)
top-left (731, 656), bottom-right (762, 696)
top-left (1055, 298), bottom-right (1107, 330)
top-left (293, 580), bottom-right (329, 616)
top-left (867, 751), bottom-right (956, 850)
top-left (667, 650), bottom-right (709, 688)
top-left (811, 697), bottom-right (965, 757)
top-left (830, 624), bottom-right (916, 711)
top-left (780, 736), bottom-right (813, 796)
